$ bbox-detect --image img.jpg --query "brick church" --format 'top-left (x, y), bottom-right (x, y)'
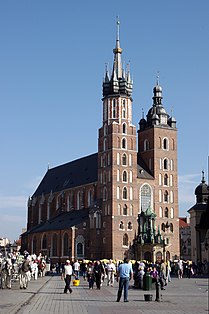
top-left (21, 22), bottom-right (180, 262)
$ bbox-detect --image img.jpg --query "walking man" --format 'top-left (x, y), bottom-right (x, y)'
top-left (116, 258), bottom-right (133, 302)
top-left (62, 260), bottom-right (73, 294)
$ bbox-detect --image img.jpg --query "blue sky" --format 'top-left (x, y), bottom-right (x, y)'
top-left (0, 0), bottom-right (208, 242)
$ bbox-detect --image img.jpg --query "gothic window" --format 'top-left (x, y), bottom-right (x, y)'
top-left (87, 190), bottom-right (93, 207)
top-left (112, 99), bottom-right (116, 118)
top-left (104, 123), bottom-right (108, 135)
top-left (127, 221), bottom-right (133, 230)
top-left (162, 223), bottom-right (165, 232)
top-left (63, 233), bottom-right (69, 256)
top-left (123, 187), bottom-right (128, 200)
top-left (141, 184), bottom-right (151, 211)
top-left (122, 170), bottom-right (128, 182)
top-left (164, 191), bottom-right (169, 202)
top-left (122, 138), bottom-right (126, 149)
top-left (122, 153), bottom-right (127, 165)
top-left (163, 138), bottom-right (169, 150)
top-left (164, 174), bottom-right (168, 186)
top-left (123, 233), bottom-right (128, 246)
top-left (42, 234), bottom-right (47, 249)
top-left (122, 123), bottom-right (126, 134)
top-left (163, 158), bottom-right (169, 170)
top-left (123, 204), bottom-right (128, 215)
top-left (165, 207), bottom-right (169, 218)
top-left (119, 221), bottom-right (124, 229)
top-left (77, 243), bottom-right (83, 255)
top-left (170, 223), bottom-right (173, 232)
top-left (52, 234), bottom-right (57, 256)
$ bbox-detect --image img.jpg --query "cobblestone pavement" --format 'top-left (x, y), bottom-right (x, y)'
top-left (0, 275), bottom-right (208, 314)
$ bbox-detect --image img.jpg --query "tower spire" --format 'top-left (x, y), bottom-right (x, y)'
top-left (112, 17), bottom-right (123, 79)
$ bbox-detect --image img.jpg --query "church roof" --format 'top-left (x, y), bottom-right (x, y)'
top-left (24, 207), bottom-right (89, 235)
top-left (33, 153), bottom-right (98, 197)
top-left (137, 155), bottom-right (153, 179)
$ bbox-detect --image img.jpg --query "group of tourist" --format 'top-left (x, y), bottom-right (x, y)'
top-left (0, 251), bottom-right (48, 290)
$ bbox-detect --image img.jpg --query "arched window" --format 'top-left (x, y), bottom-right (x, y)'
top-left (164, 174), bottom-right (168, 186)
top-left (170, 223), bottom-right (173, 232)
top-left (52, 234), bottom-right (57, 256)
top-left (122, 138), bottom-right (126, 149)
top-left (122, 170), bottom-right (128, 182)
top-left (164, 191), bottom-right (169, 202)
top-left (164, 158), bottom-right (169, 170)
top-left (104, 123), bottom-right (108, 135)
top-left (77, 243), bottom-right (83, 255)
top-left (112, 99), bottom-right (116, 118)
top-left (123, 204), bottom-right (128, 215)
top-left (163, 138), bottom-right (169, 150)
top-left (127, 221), bottom-right (133, 230)
top-left (122, 123), bottom-right (126, 134)
top-left (63, 233), bottom-right (69, 256)
top-left (123, 187), bottom-right (128, 200)
top-left (119, 221), bottom-right (124, 229)
top-left (162, 223), bottom-right (165, 232)
top-left (141, 184), bottom-right (152, 211)
top-left (165, 207), bottom-right (169, 218)
top-left (122, 153), bottom-right (127, 165)
top-left (123, 233), bottom-right (128, 246)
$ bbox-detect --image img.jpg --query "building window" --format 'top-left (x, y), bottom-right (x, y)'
top-left (164, 174), bottom-right (168, 186)
top-left (122, 138), bottom-right (126, 149)
top-left (162, 223), bottom-right (165, 232)
top-left (77, 243), bottom-right (83, 255)
top-left (103, 138), bottom-right (107, 151)
top-left (123, 233), bottom-right (128, 246)
top-left (123, 204), bottom-right (128, 215)
top-left (63, 233), bottom-right (69, 256)
top-left (127, 221), bottom-right (133, 230)
top-left (144, 139), bottom-right (149, 151)
top-left (123, 187), bottom-right (128, 200)
top-left (164, 191), bottom-right (169, 202)
top-left (122, 170), bottom-right (128, 182)
top-left (122, 123), bottom-right (126, 134)
top-left (103, 187), bottom-right (107, 201)
top-left (170, 223), bottom-right (173, 232)
top-left (163, 158), bottom-right (169, 170)
top-left (52, 234), bottom-right (57, 256)
top-left (163, 138), bottom-right (169, 150)
top-left (122, 153), bottom-right (127, 165)
top-left (122, 100), bottom-right (126, 118)
top-left (141, 184), bottom-right (151, 211)
top-left (119, 221), bottom-right (124, 230)
top-left (165, 207), bottom-right (169, 218)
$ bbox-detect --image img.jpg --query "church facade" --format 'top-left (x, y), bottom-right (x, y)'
top-left (21, 22), bottom-right (180, 262)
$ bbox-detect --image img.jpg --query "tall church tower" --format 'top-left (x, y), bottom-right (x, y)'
top-left (138, 79), bottom-right (180, 259)
top-left (98, 21), bottom-right (138, 259)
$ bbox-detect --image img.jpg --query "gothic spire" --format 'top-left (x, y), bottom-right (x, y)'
top-left (112, 18), bottom-right (123, 79)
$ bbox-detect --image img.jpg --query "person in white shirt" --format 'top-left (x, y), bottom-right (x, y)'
top-left (62, 260), bottom-right (73, 294)
top-left (73, 259), bottom-right (80, 279)
top-left (106, 259), bottom-right (116, 286)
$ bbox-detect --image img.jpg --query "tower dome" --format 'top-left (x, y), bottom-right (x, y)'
top-left (195, 171), bottom-right (209, 204)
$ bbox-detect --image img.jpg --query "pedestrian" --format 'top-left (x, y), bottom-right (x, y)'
top-left (62, 260), bottom-right (73, 294)
top-left (106, 259), bottom-right (116, 287)
top-left (87, 262), bottom-right (95, 289)
top-left (116, 258), bottom-right (133, 302)
top-left (19, 257), bottom-right (31, 289)
top-left (94, 260), bottom-right (104, 289)
top-left (73, 259), bottom-right (80, 279)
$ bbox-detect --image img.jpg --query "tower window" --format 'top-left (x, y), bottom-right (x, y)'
top-left (122, 153), bottom-right (127, 165)
top-left (123, 233), bottom-right (128, 246)
top-left (123, 204), bottom-right (128, 215)
top-left (144, 139), bottom-right (149, 151)
top-left (122, 138), bottom-right (126, 149)
top-left (164, 174), bottom-right (168, 186)
top-left (164, 207), bottom-right (169, 217)
top-left (164, 191), bottom-right (169, 202)
top-left (127, 221), bottom-right (132, 230)
top-left (163, 138), bottom-right (169, 150)
top-left (163, 158), bottom-right (169, 170)
top-left (123, 187), bottom-right (128, 200)
top-left (119, 221), bottom-right (124, 229)
top-left (122, 100), bottom-right (126, 118)
top-left (141, 184), bottom-right (152, 211)
top-left (122, 123), bottom-right (126, 134)
top-left (122, 170), bottom-right (128, 182)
